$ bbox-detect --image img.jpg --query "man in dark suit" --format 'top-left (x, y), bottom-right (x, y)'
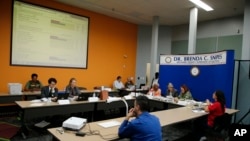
top-left (41, 77), bottom-right (58, 102)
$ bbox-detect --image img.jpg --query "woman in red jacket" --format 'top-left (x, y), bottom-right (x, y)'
top-left (204, 90), bottom-right (226, 127)
top-left (193, 90), bottom-right (226, 141)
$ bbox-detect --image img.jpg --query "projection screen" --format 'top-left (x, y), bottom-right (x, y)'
top-left (11, 0), bottom-right (89, 69)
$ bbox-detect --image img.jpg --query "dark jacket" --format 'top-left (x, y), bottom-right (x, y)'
top-left (65, 86), bottom-right (81, 97)
top-left (41, 86), bottom-right (58, 98)
top-left (166, 89), bottom-right (179, 97)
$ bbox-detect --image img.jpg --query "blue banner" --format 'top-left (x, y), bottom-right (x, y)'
top-left (159, 50), bottom-right (234, 108)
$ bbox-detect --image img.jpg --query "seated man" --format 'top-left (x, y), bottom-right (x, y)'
top-left (118, 95), bottom-right (162, 140)
top-left (125, 77), bottom-right (134, 89)
top-left (24, 73), bottom-right (43, 91)
top-left (41, 78), bottom-right (58, 102)
top-left (113, 76), bottom-right (124, 90)
top-left (166, 82), bottom-right (178, 97)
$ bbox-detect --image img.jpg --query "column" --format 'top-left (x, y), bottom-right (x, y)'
top-left (150, 16), bottom-right (159, 85)
top-left (188, 7), bottom-right (198, 54)
top-left (242, 0), bottom-right (250, 60)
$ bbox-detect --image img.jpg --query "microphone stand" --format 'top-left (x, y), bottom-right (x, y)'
top-left (106, 97), bottom-right (128, 116)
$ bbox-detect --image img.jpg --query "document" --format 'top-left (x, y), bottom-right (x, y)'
top-left (35, 120), bottom-right (50, 128)
top-left (30, 103), bottom-right (44, 106)
top-left (97, 120), bottom-right (121, 128)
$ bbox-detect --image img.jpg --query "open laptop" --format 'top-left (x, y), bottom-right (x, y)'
top-left (77, 93), bottom-right (92, 101)
top-left (57, 92), bottom-right (69, 100)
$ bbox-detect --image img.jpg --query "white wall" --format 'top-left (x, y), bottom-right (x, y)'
top-left (172, 16), bottom-right (243, 41)
top-left (136, 25), bottom-right (171, 87)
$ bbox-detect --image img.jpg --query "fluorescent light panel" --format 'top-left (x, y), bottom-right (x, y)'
top-left (189, 0), bottom-right (214, 11)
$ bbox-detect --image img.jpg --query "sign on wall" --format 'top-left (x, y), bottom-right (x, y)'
top-left (159, 50), bottom-right (234, 108)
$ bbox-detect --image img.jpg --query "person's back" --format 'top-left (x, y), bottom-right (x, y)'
top-left (125, 112), bottom-right (161, 141)
top-left (118, 95), bottom-right (162, 141)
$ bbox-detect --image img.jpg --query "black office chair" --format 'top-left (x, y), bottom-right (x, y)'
top-left (206, 113), bottom-right (232, 141)
top-left (78, 87), bottom-right (87, 90)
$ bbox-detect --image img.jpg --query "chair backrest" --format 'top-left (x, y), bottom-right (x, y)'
top-left (78, 87), bottom-right (87, 90)
top-left (213, 113), bottom-right (231, 131)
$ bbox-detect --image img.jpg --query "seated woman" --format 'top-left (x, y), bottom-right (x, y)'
top-left (65, 78), bottom-right (81, 100)
top-left (204, 90), bottom-right (226, 127)
top-left (147, 83), bottom-right (161, 96)
top-left (166, 82), bottom-right (178, 97)
top-left (193, 90), bottom-right (226, 140)
top-left (175, 84), bottom-right (193, 102)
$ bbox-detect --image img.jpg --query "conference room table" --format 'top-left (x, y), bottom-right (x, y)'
top-left (15, 95), bottom-right (182, 123)
top-left (0, 89), bottom-right (119, 105)
top-left (47, 106), bottom-right (238, 141)
top-left (15, 94), bottom-right (239, 140)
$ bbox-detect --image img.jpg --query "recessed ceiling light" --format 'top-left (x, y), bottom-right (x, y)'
top-left (189, 0), bottom-right (214, 11)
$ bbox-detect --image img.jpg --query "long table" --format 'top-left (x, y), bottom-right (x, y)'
top-left (15, 97), bottom-right (181, 123)
top-left (15, 95), bottom-right (239, 140)
top-left (0, 90), bottom-right (119, 105)
top-left (48, 107), bottom-right (238, 141)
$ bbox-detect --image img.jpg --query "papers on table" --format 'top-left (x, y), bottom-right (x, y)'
top-left (30, 103), bottom-right (44, 106)
top-left (30, 99), bottom-right (42, 103)
top-left (97, 120), bottom-right (121, 128)
top-left (177, 100), bottom-right (188, 106)
top-left (192, 109), bottom-right (206, 113)
top-left (35, 120), bottom-right (50, 128)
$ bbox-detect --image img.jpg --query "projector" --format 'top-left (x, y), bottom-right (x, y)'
top-left (62, 117), bottom-right (87, 130)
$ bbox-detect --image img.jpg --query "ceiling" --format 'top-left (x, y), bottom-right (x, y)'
top-left (54, 0), bottom-right (245, 26)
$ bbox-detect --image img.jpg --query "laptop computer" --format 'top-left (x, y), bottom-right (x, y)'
top-left (57, 92), bottom-right (69, 100)
top-left (77, 93), bottom-right (92, 101)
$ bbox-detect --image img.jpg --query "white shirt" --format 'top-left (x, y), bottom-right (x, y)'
top-left (113, 80), bottom-right (124, 90)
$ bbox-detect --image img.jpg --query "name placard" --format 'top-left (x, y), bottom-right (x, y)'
top-left (160, 51), bottom-right (227, 65)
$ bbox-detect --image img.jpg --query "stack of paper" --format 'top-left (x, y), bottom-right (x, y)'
top-left (97, 120), bottom-right (121, 128)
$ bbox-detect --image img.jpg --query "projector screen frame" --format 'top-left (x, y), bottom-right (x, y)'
top-left (10, 0), bottom-right (90, 69)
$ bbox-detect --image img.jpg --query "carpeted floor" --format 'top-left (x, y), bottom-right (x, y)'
top-left (0, 122), bottom-right (20, 141)
top-left (162, 120), bottom-right (194, 141)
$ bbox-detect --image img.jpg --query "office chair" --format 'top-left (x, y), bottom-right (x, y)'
top-left (206, 113), bottom-right (231, 141)
top-left (78, 87), bottom-right (87, 90)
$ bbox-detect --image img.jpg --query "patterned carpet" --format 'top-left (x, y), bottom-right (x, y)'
top-left (0, 122), bottom-right (20, 141)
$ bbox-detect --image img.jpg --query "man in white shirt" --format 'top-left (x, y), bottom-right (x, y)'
top-left (113, 76), bottom-right (124, 90)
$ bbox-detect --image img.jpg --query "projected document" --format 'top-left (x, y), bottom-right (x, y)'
top-left (12, 1), bottom-right (89, 68)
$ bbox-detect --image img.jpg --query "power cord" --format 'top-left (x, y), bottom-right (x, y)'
top-left (85, 123), bottom-right (119, 140)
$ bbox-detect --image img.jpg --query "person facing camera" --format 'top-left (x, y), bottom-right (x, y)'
top-left (65, 78), bottom-right (81, 100)
top-left (125, 77), bottom-right (134, 89)
top-left (113, 76), bottom-right (124, 90)
top-left (41, 77), bottom-right (58, 102)
top-left (24, 73), bottom-right (43, 91)
top-left (166, 82), bottom-right (178, 97)
top-left (148, 83), bottom-right (161, 96)
top-left (118, 95), bottom-right (162, 140)
top-left (174, 84), bottom-right (193, 102)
